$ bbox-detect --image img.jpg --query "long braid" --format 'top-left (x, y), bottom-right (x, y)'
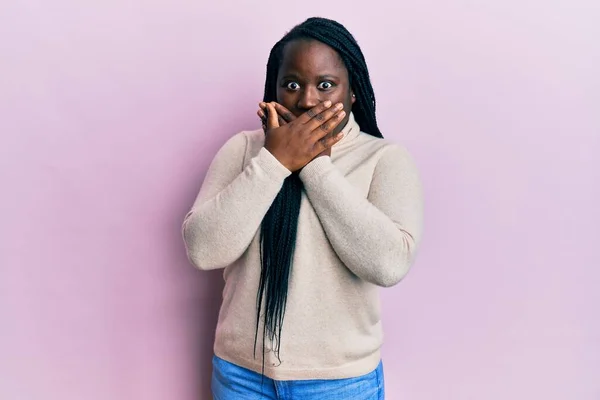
top-left (255, 17), bottom-right (383, 371)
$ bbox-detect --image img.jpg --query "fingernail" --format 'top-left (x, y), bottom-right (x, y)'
top-left (339, 110), bottom-right (346, 117)
top-left (324, 100), bottom-right (332, 107)
top-left (335, 102), bottom-right (344, 110)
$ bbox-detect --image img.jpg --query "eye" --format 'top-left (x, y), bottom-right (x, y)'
top-left (318, 81), bottom-right (334, 90)
top-left (286, 81), bottom-right (300, 91)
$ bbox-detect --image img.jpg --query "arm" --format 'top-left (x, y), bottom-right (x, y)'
top-left (299, 145), bottom-right (424, 287)
top-left (182, 133), bottom-right (291, 270)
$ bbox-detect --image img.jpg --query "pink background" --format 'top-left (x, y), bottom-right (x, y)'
top-left (1, 1), bottom-right (599, 399)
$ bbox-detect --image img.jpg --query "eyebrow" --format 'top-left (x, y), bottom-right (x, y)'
top-left (317, 75), bottom-right (340, 81)
top-left (280, 74), bottom-right (340, 81)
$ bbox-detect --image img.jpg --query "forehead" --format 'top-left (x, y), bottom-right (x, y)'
top-left (279, 39), bottom-right (346, 76)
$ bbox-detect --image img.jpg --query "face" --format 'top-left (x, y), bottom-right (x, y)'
top-left (276, 39), bottom-right (355, 135)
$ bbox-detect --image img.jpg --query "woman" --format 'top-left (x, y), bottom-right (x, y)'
top-left (183, 17), bottom-right (423, 399)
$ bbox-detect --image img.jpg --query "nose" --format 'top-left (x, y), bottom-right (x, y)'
top-left (297, 86), bottom-right (320, 111)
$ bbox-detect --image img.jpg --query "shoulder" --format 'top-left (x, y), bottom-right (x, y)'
top-left (356, 133), bottom-right (420, 177)
top-left (205, 129), bottom-right (263, 175)
top-left (243, 129), bottom-right (266, 158)
top-left (376, 143), bottom-right (421, 190)
top-left (380, 141), bottom-right (416, 162)
top-left (355, 133), bottom-right (414, 162)
top-left (215, 129), bottom-right (263, 158)
top-left (244, 128), bottom-right (265, 142)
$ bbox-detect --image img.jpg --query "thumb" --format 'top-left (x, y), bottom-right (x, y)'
top-left (266, 103), bottom-right (280, 130)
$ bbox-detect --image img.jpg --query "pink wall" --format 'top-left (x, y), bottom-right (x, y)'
top-left (1, 1), bottom-right (598, 399)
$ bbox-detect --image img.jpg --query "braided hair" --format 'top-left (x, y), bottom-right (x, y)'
top-left (255, 17), bottom-right (383, 369)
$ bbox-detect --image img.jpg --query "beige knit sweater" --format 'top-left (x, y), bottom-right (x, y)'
top-left (182, 113), bottom-right (423, 380)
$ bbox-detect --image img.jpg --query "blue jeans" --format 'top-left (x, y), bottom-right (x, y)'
top-left (211, 355), bottom-right (385, 400)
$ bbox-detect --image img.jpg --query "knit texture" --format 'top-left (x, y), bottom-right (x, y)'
top-left (182, 113), bottom-right (423, 380)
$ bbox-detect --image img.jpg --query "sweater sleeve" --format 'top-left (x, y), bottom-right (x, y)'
top-left (298, 144), bottom-right (424, 287)
top-left (182, 133), bottom-right (291, 270)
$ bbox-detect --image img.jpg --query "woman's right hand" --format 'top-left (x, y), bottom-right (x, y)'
top-left (263, 101), bottom-right (346, 172)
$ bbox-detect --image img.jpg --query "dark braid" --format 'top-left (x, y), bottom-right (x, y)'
top-left (255, 17), bottom-right (383, 370)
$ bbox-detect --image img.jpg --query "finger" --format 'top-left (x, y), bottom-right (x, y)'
top-left (256, 110), bottom-right (267, 128)
top-left (257, 110), bottom-right (268, 132)
top-left (271, 102), bottom-right (296, 122)
top-left (259, 109), bottom-right (285, 127)
top-left (297, 100), bottom-right (333, 124)
top-left (265, 103), bottom-right (279, 130)
top-left (311, 110), bottom-right (346, 140)
top-left (306, 102), bottom-right (345, 132)
top-left (259, 102), bottom-right (270, 123)
top-left (314, 130), bottom-right (345, 155)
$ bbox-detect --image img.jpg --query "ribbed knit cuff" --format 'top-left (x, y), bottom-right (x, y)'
top-left (256, 147), bottom-right (292, 181)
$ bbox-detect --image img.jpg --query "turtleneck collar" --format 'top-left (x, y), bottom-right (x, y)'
top-left (334, 112), bottom-right (361, 147)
